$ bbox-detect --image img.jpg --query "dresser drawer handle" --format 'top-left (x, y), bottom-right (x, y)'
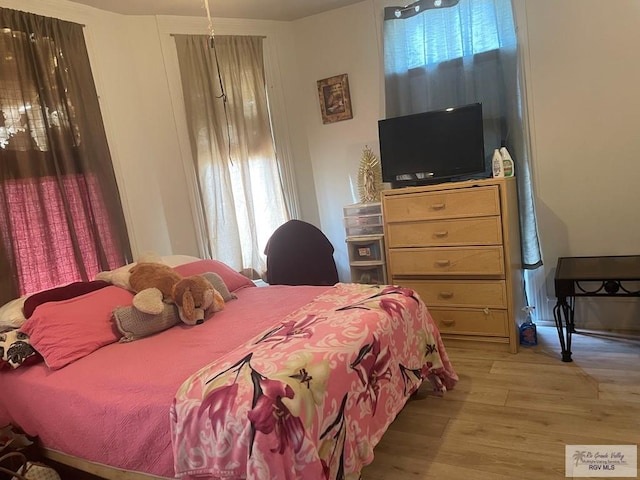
top-left (430, 203), bottom-right (446, 210)
top-left (439, 291), bottom-right (454, 299)
top-left (441, 319), bottom-right (455, 326)
top-left (435, 260), bottom-right (451, 267)
top-left (433, 230), bottom-right (449, 237)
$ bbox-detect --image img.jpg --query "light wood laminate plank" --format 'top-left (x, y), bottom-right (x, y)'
top-left (362, 326), bottom-right (640, 479)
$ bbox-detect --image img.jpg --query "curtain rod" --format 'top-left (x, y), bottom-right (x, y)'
top-left (170, 34), bottom-right (266, 38)
top-left (384, 0), bottom-right (459, 20)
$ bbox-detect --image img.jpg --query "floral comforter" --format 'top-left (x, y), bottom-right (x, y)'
top-left (171, 283), bottom-right (458, 480)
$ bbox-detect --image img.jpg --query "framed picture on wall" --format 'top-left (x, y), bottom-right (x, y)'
top-left (317, 73), bottom-right (353, 124)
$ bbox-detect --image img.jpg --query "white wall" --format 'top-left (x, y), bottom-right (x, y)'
top-left (103, 16), bottom-right (198, 257)
top-left (520, 1), bottom-right (640, 254)
top-left (517, 0), bottom-right (640, 328)
top-left (293, 2), bottom-right (383, 280)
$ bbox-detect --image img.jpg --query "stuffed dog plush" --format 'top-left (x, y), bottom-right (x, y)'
top-left (128, 262), bottom-right (224, 325)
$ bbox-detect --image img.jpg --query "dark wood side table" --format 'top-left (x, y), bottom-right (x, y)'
top-left (553, 255), bottom-right (640, 362)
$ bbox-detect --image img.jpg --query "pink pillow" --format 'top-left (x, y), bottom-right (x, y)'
top-left (23, 280), bottom-right (111, 319)
top-left (174, 260), bottom-right (255, 293)
top-left (19, 286), bottom-right (134, 370)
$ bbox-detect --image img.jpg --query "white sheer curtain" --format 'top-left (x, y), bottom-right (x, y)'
top-left (383, 0), bottom-right (542, 269)
top-left (174, 35), bottom-right (290, 276)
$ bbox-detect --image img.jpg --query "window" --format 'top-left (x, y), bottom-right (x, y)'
top-left (0, 8), bottom-right (131, 303)
top-left (399, 0), bottom-right (516, 68)
top-left (174, 35), bottom-right (290, 276)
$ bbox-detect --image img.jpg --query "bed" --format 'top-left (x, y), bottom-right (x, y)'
top-left (0, 258), bottom-right (457, 480)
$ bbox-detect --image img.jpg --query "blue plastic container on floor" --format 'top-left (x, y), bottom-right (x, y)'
top-left (519, 321), bottom-right (538, 346)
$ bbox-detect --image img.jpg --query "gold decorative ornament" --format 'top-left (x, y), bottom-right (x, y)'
top-left (358, 145), bottom-right (382, 203)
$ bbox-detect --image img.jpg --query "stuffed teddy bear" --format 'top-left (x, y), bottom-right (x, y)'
top-left (128, 262), bottom-right (224, 325)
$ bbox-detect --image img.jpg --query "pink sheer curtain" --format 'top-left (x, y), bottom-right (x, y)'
top-left (0, 174), bottom-right (123, 295)
top-left (0, 8), bottom-right (131, 304)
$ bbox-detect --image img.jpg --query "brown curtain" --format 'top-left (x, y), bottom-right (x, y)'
top-left (0, 8), bottom-right (132, 304)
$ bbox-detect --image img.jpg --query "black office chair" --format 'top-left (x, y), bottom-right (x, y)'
top-left (264, 220), bottom-right (339, 286)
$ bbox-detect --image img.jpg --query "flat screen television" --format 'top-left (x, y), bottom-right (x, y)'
top-left (378, 103), bottom-right (488, 187)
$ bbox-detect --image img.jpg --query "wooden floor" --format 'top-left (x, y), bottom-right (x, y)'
top-left (362, 326), bottom-right (640, 479)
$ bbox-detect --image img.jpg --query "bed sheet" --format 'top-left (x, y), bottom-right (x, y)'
top-left (0, 285), bottom-right (329, 478)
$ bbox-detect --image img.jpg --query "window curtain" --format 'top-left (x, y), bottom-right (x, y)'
top-left (383, 0), bottom-right (542, 269)
top-left (174, 35), bottom-right (290, 276)
top-left (0, 8), bottom-right (132, 304)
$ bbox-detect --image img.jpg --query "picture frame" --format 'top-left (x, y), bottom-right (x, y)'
top-left (317, 73), bottom-right (353, 124)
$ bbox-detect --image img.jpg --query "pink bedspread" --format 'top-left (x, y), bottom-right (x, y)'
top-left (0, 285), bottom-right (330, 478)
top-left (172, 283), bottom-right (457, 480)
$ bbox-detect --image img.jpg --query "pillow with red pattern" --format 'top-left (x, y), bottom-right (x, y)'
top-left (0, 328), bottom-right (41, 369)
top-left (174, 260), bottom-right (255, 293)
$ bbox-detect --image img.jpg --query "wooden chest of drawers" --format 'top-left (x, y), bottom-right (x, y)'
top-left (382, 178), bottom-right (524, 352)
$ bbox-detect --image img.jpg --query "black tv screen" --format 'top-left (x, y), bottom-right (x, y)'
top-left (378, 103), bottom-right (487, 187)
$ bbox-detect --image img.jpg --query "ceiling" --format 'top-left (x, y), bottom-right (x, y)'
top-left (66, 0), bottom-right (367, 21)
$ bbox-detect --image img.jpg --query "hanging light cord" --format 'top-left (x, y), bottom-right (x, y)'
top-left (203, 0), bottom-right (233, 164)
top-left (203, 0), bottom-right (214, 39)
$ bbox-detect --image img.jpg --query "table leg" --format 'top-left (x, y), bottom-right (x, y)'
top-left (568, 296), bottom-right (576, 333)
top-left (553, 298), bottom-right (573, 362)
